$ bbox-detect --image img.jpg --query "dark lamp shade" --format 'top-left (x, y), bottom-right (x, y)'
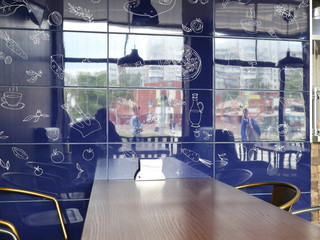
top-left (117, 49), bottom-right (145, 67)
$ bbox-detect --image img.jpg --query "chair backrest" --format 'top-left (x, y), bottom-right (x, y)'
top-left (235, 182), bottom-right (301, 211)
top-left (291, 206), bottom-right (320, 215)
top-left (0, 228), bottom-right (18, 240)
top-left (0, 188), bottom-right (68, 240)
top-left (0, 219), bottom-right (19, 240)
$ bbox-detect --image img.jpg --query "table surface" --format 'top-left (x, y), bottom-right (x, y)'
top-left (81, 178), bottom-right (320, 240)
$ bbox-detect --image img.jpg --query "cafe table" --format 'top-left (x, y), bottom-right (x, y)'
top-left (81, 178), bottom-right (320, 240)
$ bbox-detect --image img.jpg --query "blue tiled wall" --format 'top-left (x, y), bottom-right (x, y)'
top-left (0, 0), bottom-right (310, 239)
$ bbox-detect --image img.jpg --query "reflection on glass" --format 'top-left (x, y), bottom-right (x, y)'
top-left (215, 39), bottom-right (306, 90)
top-left (110, 89), bottom-right (183, 137)
top-left (109, 34), bottom-right (184, 87)
top-left (215, 91), bottom-right (307, 141)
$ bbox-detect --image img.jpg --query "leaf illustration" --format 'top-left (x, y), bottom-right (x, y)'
top-left (68, 3), bottom-right (94, 22)
top-left (32, 116), bottom-right (41, 122)
top-left (27, 75), bottom-right (38, 83)
top-left (76, 163), bottom-right (84, 179)
top-left (0, 159), bottom-right (10, 170)
top-left (26, 70), bottom-right (37, 76)
top-left (12, 147), bottom-right (29, 160)
top-left (23, 115), bottom-right (37, 122)
top-left (0, 131), bottom-right (8, 139)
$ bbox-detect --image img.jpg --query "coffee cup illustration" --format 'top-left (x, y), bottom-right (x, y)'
top-left (1, 92), bottom-right (25, 110)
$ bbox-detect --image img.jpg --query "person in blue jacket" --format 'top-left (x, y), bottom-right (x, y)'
top-left (241, 108), bottom-right (261, 160)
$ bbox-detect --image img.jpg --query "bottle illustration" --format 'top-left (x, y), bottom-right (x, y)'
top-left (189, 93), bottom-right (204, 128)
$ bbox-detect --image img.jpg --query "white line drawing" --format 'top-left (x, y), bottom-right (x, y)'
top-left (159, 44), bottom-right (202, 81)
top-left (0, 159), bottom-right (10, 170)
top-left (124, 0), bottom-right (176, 18)
top-left (0, 0), bottom-right (32, 17)
top-left (189, 93), bottom-right (204, 128)
top-left (29, 30), bottom-right (49, 45)
top-left (1, 87), bottom-right (25, 110)
top-left (82, 148), bottom-right (95, 161)
top-left (241, 19), bottom-right (262, 34)
top-left (193, 129), bottom-right (200, 138)
top-left (51, 149), bottom-right (65, 163)
top-left (280, 67), bottom-right (303, 88)
top-left (46, 128), bottom-right (59, 141)
top-left (48, 11), bottom-right (63, 26)
top-left (12, 147), bottom-right (29, 160)
top-left (181, 24), bottom-right (192, 32)
top-left (82, 58), bottom-right (91, 63)
top-left (0, 51), bottom-right (12, 64)
top-left (217, 153), bottom-right (228, 167)
top-left (277, 123), bottom-right (289, 136)
top-left (68, 3), bottom-right (94, 22)
top-left (61, 103), bottom-right (102, 138)
top-left (241, 8), bottom-right (261, 34)
top-left (91, 0), bottom-right (101, 3)
top-left (76, 163), bottom-right (84, 179)
top-left (268, 28), bottom-right (279, 38)
top-left (3, 55), bottom-right (12, 64)
top-left (248, 146), bottom-right (258, 160)
top-left (0, 131), bottom-right (9, 139)
top-left (50, 54), bottom-right (64, 80)
top-left (296, 150), bottom-right (302, 163)
top-left (122, 146), bottom-right (138, 160)
top-left (181, 148), bottom-right (212, 168)
top-left (33, 166), bottom-right (43, 176)
top-left (0, 30), bottom-right (28, 59)
top-left (246, 7), bottom-right (256, 18)
top-left (23, 110), bottom-right (49, 122)
top-left (222, 128), bottom-right (234, 137)
top-left (1, 32), bottom-right (24, 58)
top-left (182, 18), bottom-right (204, 33)
top-left (274, 4), bottom-right (299, 29)
top-left (175, 169), bottom-right (183, 176)
top-left (267, 163), bottom-right (278, 176)
top-left (299, 0), bottom-right (308, 8)
top-left (169, 99), bottom-right (185, 107)
top-left (222, 0), bottom-right (252, 8)
top-left (188, 0), bottom-right (209, 4)
top-left (203, 130), bottom-right (212, 140)
top-left (26, 70), bottom-right (42, 83)
top-left (274, 143), bottom-right (286, 153)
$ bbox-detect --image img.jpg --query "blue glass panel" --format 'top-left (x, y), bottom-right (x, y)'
top-left (109, 0), bottom-right (213, 36)
top-left (215, 142), bottom-right (311, 192)
top-left (0, 143), bottom-right (106, 198)
top-left (215, 39), bottom-right (309, 90)
top-left (0, 87), bottom-right (107, 143)
top-left (215, 91), bottom-right (309, 142)
top-left (109, 34), bottom-right (213, 88)
top-left (0, 199), bottom-right (88, 240)
top-left (108, 142), bottom-right (214, 179)
top-left (0, 29), bottom-right (108, 87)
top-left (215, 0), bottom-right (309, 39)
top-left (109, 89), bottom-right (213, 141)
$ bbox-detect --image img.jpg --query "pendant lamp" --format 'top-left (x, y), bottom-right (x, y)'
top-left (117, 49), bottom-right (145, 67)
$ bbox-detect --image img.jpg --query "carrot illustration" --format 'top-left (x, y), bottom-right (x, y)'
top-left (0, 30), bottom-right (28, 59)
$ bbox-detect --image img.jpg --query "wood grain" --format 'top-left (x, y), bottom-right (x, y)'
top-left (81, 179), bottom-right (320, 240)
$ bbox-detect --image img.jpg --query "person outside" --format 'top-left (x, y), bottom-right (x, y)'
top-left (240, 108), bottom-right (261, 160)
top-left (130, 106), bottom-right (142, 138)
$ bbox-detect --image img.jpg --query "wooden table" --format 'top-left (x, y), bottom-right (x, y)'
top-left (81, 179), bottom-right (320, 240)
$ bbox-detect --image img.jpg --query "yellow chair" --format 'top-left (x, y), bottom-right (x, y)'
top-left (0, 219), bottom-right (19, 240)
top-left (0, 188), bottom-right (68, 240)
top-left (291, 206), bottom-right (320, 215)
top-left (235, 182), bottom-right (301, 211)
